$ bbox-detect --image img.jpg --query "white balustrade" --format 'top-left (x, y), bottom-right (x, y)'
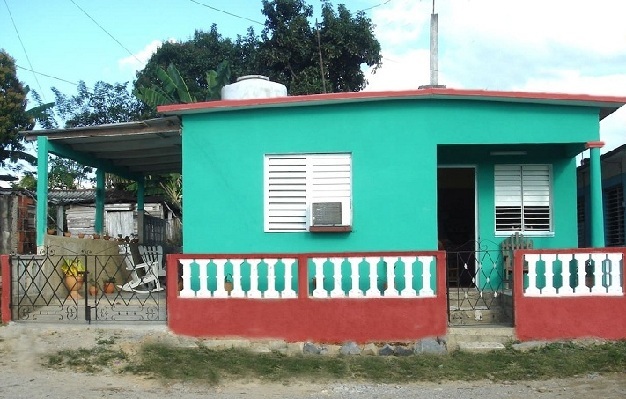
top-left (524, 252), bottom-right (624, 297)
top-left (178, 254), bottom-right (439, 299)
top-left (309, 255), bottom-right (437, 299)
top-left (178, 257), bottom-right (298, 299)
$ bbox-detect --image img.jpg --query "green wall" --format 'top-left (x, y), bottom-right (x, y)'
top-left (181, 98), bottom-right (600, 254)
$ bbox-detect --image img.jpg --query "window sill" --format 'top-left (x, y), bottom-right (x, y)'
top-left (495, 231), bottom-right (554, 238)
top-left (309, 225), bottom-right (352, 233)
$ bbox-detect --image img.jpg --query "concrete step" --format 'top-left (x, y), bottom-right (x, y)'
top-left (458, 341), bottom-right (506, 352)
top-left (446, 326), bottom-right (515, 350)
top-left (448, 307), bottom-right (511, 326)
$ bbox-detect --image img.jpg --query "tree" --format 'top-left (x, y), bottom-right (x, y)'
top-left (52, 80), bottom-right (148, 128)
top-left (0, 50), bottom-right (36, 182)
top-left (134, 0), bottom-right (381, 99)
top-left (134, 25), bottom-right (249, 104)
top-left (134, 61), bottom-right (231, 108)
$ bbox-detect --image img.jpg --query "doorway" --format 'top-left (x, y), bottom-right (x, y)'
top-left (437, 167), bottom-right (476, 287)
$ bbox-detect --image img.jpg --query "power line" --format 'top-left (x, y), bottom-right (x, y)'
top-left (188, 0), bottom-right (264, 26)
top-left (68, 0), bottom-right (142, 64)
top-left (359, 0), bottom-right (393, 12)
top-left (15, 65), bottom-right (79, 86)
top-left (3, 0), bottom-right (46, 100)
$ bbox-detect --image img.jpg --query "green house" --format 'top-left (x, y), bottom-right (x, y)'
top-left (161, 88), bottom-right (624, 260)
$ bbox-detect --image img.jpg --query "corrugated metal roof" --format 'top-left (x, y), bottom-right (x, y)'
top-left (22, 116), bottom-right (181, 177)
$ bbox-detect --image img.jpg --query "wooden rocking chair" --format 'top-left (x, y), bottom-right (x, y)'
top-left (118, 244), bottom-right (164, 293)
top-left (501, 232), bottom-right (533, 288)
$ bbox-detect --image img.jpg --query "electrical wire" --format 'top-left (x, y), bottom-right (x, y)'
top-left (188, 0), bottom-right (264, 26)
top-left (68, 0), bottom-right (142, 64)
top-left (3, 0), bottom-right (46, 99)
top-left (16, 65), bottom-right (79, 86)
top-left (359, 0), bottom-right (393, 12)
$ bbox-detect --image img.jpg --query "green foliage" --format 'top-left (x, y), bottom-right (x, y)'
top-left (133, 0), bottom-right (381, 100)
top-left (48, 155), bottom-right (94, 189)
top-left (61, 258), bottom-right (86, 276)
top-left (52, 81), bottom-right (148, 128)
top-left (0, 50), bottom-right (34, 182)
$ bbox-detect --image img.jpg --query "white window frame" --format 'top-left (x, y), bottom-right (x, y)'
top-left (264, 153), bottom-right (352, 232)
top-left (494, 164), bottom-right (553, 236)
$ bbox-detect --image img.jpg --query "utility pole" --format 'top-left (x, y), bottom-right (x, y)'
top-left (420, 0), bottom-right (446, 89)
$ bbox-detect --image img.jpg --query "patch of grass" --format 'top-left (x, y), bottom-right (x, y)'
top-left (126, 341), bottom-right (626, 385)
top-left (46, 347), bottom-right (128, 373)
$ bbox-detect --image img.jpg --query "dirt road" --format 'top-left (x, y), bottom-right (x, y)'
top-left (0, 323), bottom-right (624, 399)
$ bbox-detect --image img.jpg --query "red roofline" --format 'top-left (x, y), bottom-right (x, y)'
top-left (158, 88), bottom-right (626, 117)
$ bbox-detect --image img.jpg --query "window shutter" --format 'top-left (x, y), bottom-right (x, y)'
top-left (265, 154), bottom-right (352, 232)
top-left (495, 164), bottom-right (551, 233)
top-left (495, 165), bottom-right (522, 231)
top-left (521, 165), bottom-right (550, 231)
top-left (265, 156), bottom-right (308, 231)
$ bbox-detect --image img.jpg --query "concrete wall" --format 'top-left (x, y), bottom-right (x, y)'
top-left (181, 98), bottom-right (600, 255)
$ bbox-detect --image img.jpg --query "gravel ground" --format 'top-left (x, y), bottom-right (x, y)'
top-left (0, 323), bottom-right (624, 399)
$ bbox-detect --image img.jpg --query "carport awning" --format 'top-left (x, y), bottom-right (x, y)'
top-left (22, 116), bottom-right (181, 177)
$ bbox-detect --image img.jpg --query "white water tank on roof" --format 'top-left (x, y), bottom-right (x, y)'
top-left (221, 75), bottom-right (287, 100)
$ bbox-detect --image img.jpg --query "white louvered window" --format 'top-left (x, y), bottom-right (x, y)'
top-left (264, 153), bottom-right (352, 232)
top-left (495, 165), bottom-right (552, 234)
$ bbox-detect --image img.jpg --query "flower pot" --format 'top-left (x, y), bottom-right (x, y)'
top-left (89, 285), bottom-right (99, 296)
top-left (103, 282), bottom-right (115, 294)
top-left (47, 228), bottom-right (56, 235)
top-left (63, 232), bottom-right (71, 237)
top-left (64, 274), bottom-right (84, 299)
top-left (92, 234), bottom-right (100, 239)
top-left (78, 233), bottom-right (85, 239)
top-left (224, 281), bottom-right (234, 294)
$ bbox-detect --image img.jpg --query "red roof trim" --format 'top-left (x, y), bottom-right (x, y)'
top-left (586, 141), bottom-right (605, 149)
top-left (158, 88), bottom-right (626, 115)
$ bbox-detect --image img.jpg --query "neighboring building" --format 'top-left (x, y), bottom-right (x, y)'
top-left (578, 144), bottom-right (626, 247)
top-left (0, 189), bottom-right (36, 254)
top-left (48, 189), bottom-right (181, 246)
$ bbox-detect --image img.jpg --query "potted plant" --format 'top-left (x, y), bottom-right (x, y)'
top-left (61, 258), bottom-right (85, 299)
top-left (224, 274), bottom-right (234, 295)
top-left (88, 278), bottom-right (99, 296)
top-left (103, 276), bottom-right (116, 294)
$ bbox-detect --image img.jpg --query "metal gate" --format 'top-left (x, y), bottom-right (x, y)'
top-left (446, 240), bottom-right (511, 325)
top-left (10, 245), bottom-right (165, 323)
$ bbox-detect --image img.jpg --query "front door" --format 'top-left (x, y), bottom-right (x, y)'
top-left (437, 167), bottom-right (476, 287)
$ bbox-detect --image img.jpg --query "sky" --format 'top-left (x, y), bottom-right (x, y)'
top-left (1, 0), bottom-right (625, 161)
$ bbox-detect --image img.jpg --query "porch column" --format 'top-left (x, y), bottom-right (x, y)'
top-left (95, 169), bottom-right (105, 234)
top-left (36, 136), bottom-right (49, 247)
top-left (587, 141), bottom-right (605, 247)
top-left (137, 178), bottom-right (145, 243)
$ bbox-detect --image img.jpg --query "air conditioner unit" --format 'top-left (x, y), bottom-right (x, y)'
top-left (307, 200), bottom-right (351, 230)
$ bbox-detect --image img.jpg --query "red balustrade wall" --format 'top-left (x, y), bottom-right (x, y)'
top-left (166, 252), bottom-right (448, 343)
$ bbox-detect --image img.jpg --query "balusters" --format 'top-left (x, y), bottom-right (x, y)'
top-left (382, 257), bottom-right (400, 297)
top-left (281, 259), bottom-right (297, 298)
top-left (329, 258), bottom-right (345, 298)
top-left (348, 258), bottom-right (362, 298)
top-left (365, 257), bottom-right (382, 298)
top-left (400, 256), bottom-right (417, 297)
top-left (573, 253), bottom-right (590, 294)
top-left (541, 254), bottom-right (557, 296)
top-left (524, 254), bottom-right (541, 296)
top-left (179, 259), bottom-right (195, 298)
top-left (418, 256), bottom-right (435, 296)
top-left (607, 253), bottom-right (623, 295)
top-left (558, 254), bottom-right (574, 295)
